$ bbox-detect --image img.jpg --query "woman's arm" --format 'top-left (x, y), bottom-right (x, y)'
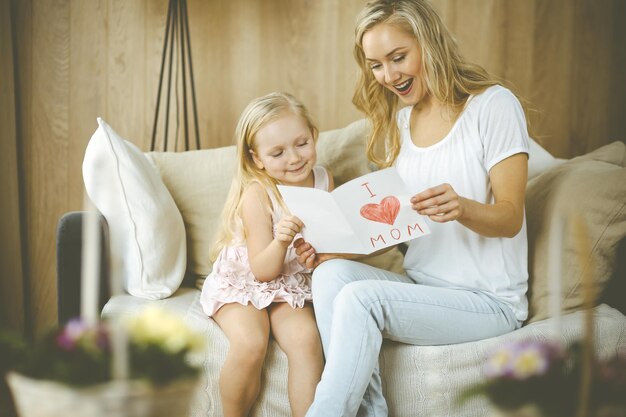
top-left (411, 152), bottom-right (528, 238)
top-left (242, 183), bottom-right (303, 281)
top-left (293, 239), bottom-right (396, 269)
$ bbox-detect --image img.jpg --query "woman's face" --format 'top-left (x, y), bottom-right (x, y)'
top-left (362, 23), bottom-right (426, 106)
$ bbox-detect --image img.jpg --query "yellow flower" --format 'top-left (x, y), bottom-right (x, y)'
top-left (512, 348), bottom-right (547, 378)
top-left (486, 348), bottom-right (513, 376)
top-left (125, 306), bottom-right (205, 354)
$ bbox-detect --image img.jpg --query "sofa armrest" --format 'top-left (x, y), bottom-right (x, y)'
top-left (56, 211), bottom-right (110, 324)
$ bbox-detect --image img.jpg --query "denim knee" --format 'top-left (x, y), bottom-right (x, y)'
top-left (312, 259), bottom-right (360, 305)
top-left (333, 281), bottom-right (384, 330)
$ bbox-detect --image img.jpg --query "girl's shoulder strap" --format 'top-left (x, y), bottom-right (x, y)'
top-left (312, 165), bottom-right (330, 191)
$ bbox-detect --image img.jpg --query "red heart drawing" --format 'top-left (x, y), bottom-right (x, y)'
top-left (360, 196), bottom-right (401, 225)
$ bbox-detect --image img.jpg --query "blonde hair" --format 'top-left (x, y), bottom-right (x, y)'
top-left (210, 92), bottom-right (319, 261)
top-left (353, 0), bottom-right (505, 168)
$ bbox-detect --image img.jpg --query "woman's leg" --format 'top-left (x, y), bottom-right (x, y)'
top-left (212, 303), bottom-right (271, 417)
top-left (312, 259), bottom-right (414, 417)
top-left (312, 260), bottom-right (412, 352)
top-left (307, 259), bottom-right (519, 417)
top-left (268, 302), bottom-right (324, 417)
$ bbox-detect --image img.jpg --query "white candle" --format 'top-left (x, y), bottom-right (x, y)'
top-left (80, 196), bottom-right (100, 325)
top-left (99, 203), bottom-right (129, 380)
top-left (81, 194), bottom-right (129, 380)
top-left (111, 320), bottom-right (129, 380)
top-left (547, 214), bottom-right (564, 338)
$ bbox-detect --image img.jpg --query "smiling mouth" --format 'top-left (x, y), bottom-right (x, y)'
top-left (288, 164), bottom-right (306, 174)
top-left (393, 79), bottom-right (413, 95)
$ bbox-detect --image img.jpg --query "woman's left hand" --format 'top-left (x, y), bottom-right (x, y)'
top-left (294, 238), bottom-right (349, 269)
top-left (410, 183), bottom-right (464, 223)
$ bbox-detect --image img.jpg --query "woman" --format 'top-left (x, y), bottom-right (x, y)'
top-left (295, 1), bottom-right (530, 416)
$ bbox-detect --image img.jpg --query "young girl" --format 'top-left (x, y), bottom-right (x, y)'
top-left (200, 92), bottom-right (330, 417)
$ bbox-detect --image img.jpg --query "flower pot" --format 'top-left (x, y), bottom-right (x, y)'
top-left (6, 372), bottom-right (199, 417)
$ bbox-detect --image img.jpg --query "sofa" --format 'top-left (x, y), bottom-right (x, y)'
top-left (57, 117), bottom-right (626, 416)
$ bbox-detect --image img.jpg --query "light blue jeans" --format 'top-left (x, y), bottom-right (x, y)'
top-left (305, 259), bottom-right (520, 417)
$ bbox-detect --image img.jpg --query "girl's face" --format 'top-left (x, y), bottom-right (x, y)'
top-left (251, 113), bottom-right (316, 186)
top-left (362, 23), bottom-right (427, 106)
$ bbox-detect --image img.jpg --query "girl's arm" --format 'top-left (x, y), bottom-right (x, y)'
top-left (241, 183), bottom-right (303, 282)
top-left (411, 152), bottom-right (528, 238)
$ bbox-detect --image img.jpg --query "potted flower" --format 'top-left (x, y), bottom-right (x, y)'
top-left (460, 339), bottom-right (626, 417)
top-left (2, 305), bottom-right (206, 417)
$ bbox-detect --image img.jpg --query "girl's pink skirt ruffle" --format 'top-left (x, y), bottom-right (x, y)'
top-left (200, 244), bottom-right (312, 317)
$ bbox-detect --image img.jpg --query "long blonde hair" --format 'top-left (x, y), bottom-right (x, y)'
top-left (353, 0), bottom-right (504, 168)
top-left (210, 92), bottom-right (319, 261)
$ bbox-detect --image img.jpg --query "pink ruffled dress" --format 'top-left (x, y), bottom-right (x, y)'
top-left (200, 166), bottom-right (329, 317)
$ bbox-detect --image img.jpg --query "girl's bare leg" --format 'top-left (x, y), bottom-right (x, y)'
top-left (212, 303), bottom-right (271, 417)
top-left (268, 302), bottom-right (324, 417)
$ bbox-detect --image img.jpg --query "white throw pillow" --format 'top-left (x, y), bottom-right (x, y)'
top-left (83, 118), bottom-right (186, 299)
top-left (527, 137), bottom-right (565, 180)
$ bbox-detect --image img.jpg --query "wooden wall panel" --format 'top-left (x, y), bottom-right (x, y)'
top-left (107, 1), bottom-right (147, 145)
top-left (12, 0), bottom-right (34, 336)
top-left (438, 0), bottom-right (509, 76)
top-left (533, 0), bottom-right (575, 157)
top-left (570, 0), bottom-right (612, 156)
top-left (184, 0), bottom-right (364, 149)
top-left (609, 0), bottom-right (626, 146)
top-left (68, 0), bottom-right (107, 210)
top-left (0, 0), bottom-right (25, 334)
top-left (8, 0), bottom-right (625, 335)
top-left (22, 0), bottom-right (70, 336)
top-left (502, 2), bottom-right (536, 105)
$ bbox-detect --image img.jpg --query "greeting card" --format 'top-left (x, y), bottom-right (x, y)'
top-left (277, 167), bottom-right (430, 254)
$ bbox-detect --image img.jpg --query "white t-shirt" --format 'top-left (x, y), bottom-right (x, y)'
top-left (395, 85), bottom-right (530, 321)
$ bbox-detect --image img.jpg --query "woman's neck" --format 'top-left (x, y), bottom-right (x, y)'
top-left (410, 97), bottom-right (456, 147)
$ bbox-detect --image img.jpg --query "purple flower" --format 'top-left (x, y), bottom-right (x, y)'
top-left (55, 319), bottom-right (90, 351)
top-left (485, 340), bottom-right (563, 380)
top-left (54, 319), bottom-right (110, 353)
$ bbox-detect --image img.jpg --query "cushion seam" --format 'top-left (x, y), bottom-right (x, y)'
top-left (102, 126), bottom-right (146, 289)
top-left (564, 198), bottom-right (626, 300)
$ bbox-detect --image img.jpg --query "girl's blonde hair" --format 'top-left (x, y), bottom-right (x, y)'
top-left (210, 92), bottom-right (319, 260)
top-left (352, 0), bottom-right (505, 168)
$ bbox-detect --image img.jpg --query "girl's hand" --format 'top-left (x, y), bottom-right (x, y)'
top-left (410, 183), bottom-right (464, 223)
top-left (275, 215), bottom-right (304, 247)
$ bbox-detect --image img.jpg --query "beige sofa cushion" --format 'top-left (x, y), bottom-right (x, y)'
top-left (147, 146), bottom-right (236, 277)
top-left (526, 141), bottom-right (626, 322)
top-left (316, 119), bottom-right (372, 186)
top-left (103, 289), bottom-right (626, 417)
top-left (146, 119), bottom-right (404, 277)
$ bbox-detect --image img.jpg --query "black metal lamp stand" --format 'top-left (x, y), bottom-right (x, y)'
top-left (151, 0), bottom-right (200, 151)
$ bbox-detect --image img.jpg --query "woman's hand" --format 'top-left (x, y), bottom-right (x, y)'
top-left (294, 238), bottom-right (365, 270)
top-left (294, 238), bottom-right (320, 269)
top-left (275, 215), bottom-right (304, 247)
top-left (293, 238), bottom-right (338, 269)
top-left (410, 154), bottom-right (528, 237)
top-left (410, 183), bottom-right (464, 223)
